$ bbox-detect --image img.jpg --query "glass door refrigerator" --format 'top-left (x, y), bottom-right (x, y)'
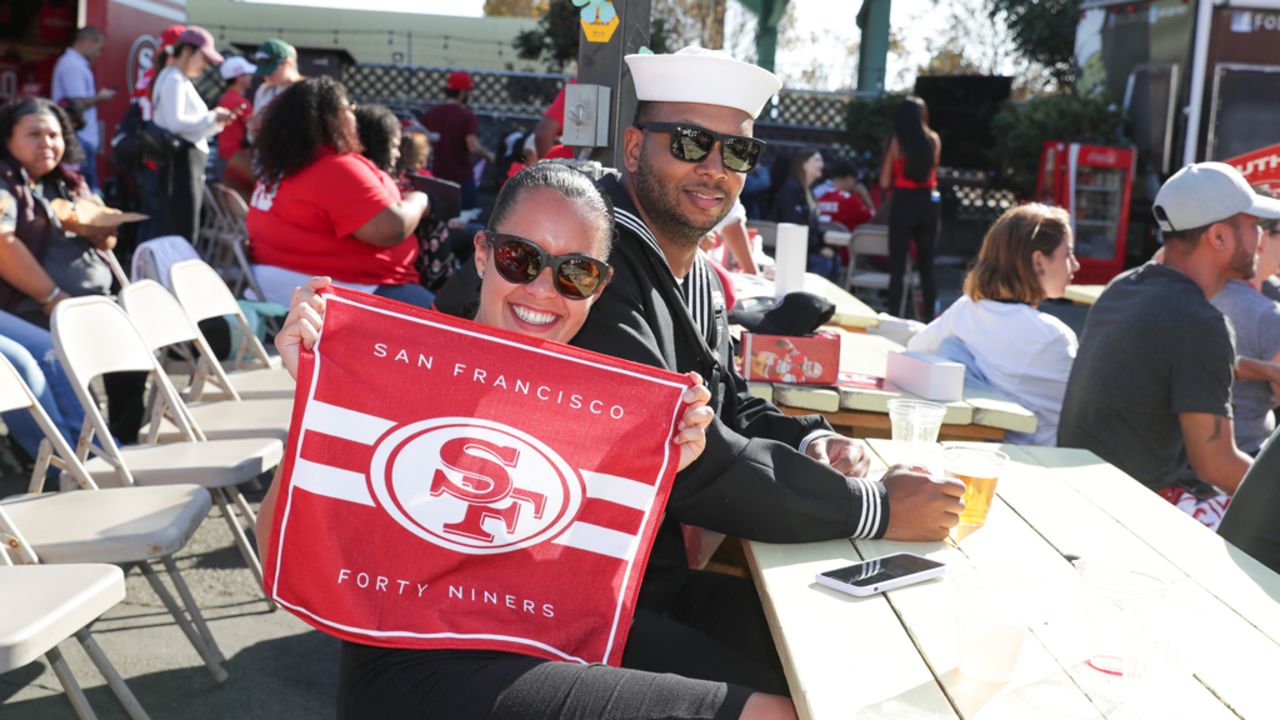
top-left (1035, 141), bottom-right (1136, 284)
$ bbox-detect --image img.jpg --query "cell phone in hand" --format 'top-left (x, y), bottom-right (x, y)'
top-left (815, 552), bottom-right (945, 597)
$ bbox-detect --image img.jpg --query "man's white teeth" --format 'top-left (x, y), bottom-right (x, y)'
top-left (513, 305), bottom-right (556, 326)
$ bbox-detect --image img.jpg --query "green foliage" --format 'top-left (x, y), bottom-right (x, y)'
top-left (513, 0), bottom-right (582, 70)
top-left (989, 92), bottom-right (1126, 197)
top-left (990, 0), bottom-right (1081, 87)
top-left (844, 92), bottom-right (907, 153)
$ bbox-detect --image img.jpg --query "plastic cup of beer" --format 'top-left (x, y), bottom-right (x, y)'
top-left (886, 399), bottom-right (946, 443)
top-left (943, 447), bottom-right (1009, 527)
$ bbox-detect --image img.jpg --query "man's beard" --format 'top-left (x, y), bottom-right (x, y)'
top-left (1230, 229), bottom-right (1259, 280)
top-left (633, 152), bottom-right (729, 249)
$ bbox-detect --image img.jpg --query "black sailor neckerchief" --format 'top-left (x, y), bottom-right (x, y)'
top-left (612, 203), bottom-right (729, 405)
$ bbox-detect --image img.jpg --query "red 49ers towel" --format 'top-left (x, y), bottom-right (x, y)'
top-left (263, 286), bottom-right (691, 666)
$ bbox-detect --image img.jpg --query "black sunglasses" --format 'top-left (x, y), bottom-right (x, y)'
top-left (483, 231), bottom-right (611, 300)
top-left (1260, 218), bottom-right (1280, 234)
top-left (635, 121), bottom-right (765, 173)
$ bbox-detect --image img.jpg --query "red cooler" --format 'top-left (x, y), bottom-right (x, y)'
top-left (1036, 141), bottom-right (1136, 284)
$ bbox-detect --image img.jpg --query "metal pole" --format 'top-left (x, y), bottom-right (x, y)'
top-left (856, 0), bottom-right (892, 94)
top-left (574, 0), bottom-right (652, 169)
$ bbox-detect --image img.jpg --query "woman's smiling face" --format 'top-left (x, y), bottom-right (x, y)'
top-left (473, 188), bottom-right (610, 344)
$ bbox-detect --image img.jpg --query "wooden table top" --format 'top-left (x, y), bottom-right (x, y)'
top-left (757, 330), bottom-right (1038, 436)
top-left (746, 441), bottom-right (1279, 719)
top-left (800, 273), bottom-right (880, 330)
top-left (1064, 285), bottom-right (1105, 306)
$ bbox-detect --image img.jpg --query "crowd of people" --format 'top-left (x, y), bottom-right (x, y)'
top-left (3, 19), bottom-right (1280, 720)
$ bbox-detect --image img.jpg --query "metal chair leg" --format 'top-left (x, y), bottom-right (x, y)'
top-left (140, 561), bottom-right (229, 682)
top-left (75, 628), bottom-right (151, 720)
top-left (45, 644), bottom-right (97, 720)
top-left (160, 555), bottom-right (226, 664)
top-left (213, 488), bottom-right (274, 610)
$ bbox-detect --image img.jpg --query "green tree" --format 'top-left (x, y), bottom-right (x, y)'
top-left (988, 93), bottom-right (1124, 197)
top-left (844, 91), bottom-right (907, 153)
top-left (989, 0), bottom-right (1081, 87)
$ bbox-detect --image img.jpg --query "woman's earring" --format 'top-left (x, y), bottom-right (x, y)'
top-left (479, 270), bottom-right (485, 279)
top-left (1036, 267), bottom-right (1046, 276)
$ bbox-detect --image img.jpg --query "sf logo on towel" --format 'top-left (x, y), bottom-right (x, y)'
top-left (369, 418), bottom-right (584, 554)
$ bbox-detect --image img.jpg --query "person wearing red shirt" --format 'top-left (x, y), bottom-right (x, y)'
top-left (131, 24), bottom-right (184, 121)
top-left (246, 77), bottom-right (432, 308)
top-left (215, 55), bottom-right (256, 196)
top-left (816, 158), bottom-right (874, 232)
top-left (421, 71), bottom-right (493, 210)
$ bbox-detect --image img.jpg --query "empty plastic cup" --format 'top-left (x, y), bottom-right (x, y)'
top-left (886, 399), bottom-right (946, 444)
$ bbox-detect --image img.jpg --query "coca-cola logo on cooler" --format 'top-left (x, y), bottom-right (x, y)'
top-left (1083, 149), bottom-right (1119, 165)
top-left (368, 418), bottom-right (584, 555)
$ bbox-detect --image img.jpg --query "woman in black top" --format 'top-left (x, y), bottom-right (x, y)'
top-left (771, 149), bottom-right (836, 280)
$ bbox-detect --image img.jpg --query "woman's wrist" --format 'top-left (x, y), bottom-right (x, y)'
top-left (39, 286), bottom-right (63, 306)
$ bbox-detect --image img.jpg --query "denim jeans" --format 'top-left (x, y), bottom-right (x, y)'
top-left (374, 283), bottom-right (436, 309)
top-left (0, 311), bottom-right (85, 458)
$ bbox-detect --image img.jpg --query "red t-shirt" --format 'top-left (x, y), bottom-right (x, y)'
top-left (816, 189), bottom-right (872, 231)
top-left (421, 102), bottom-right (479, 184)
top-left (216, 89), bottom-right (252, 161)
top-left (246, 152), bottom-right (419, 285)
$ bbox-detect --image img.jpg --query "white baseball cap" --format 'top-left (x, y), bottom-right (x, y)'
top-left (624, 46), bottom-right (782, 120)
top-left (1153, 161), bottom-right (1280, 232)
top-left (219, 55), bottom-right (257, 80)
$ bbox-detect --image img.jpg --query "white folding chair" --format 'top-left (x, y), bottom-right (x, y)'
top-left (169, 259), bottom-right (289, 383)
top-left (50, 297), bottom-right (283, 605)
top-left (0, 353), bottom-right (229, 680)
top-left (0, 561), bottom-right (147, 720)
top-left (210, 185), bottom-right (268, 297)
top-left (121, 278), bottom-right (294, 401)
top-left (120, 281), bottom-right (295, 442)
top-left (842, 223), bottom-right (917, 318)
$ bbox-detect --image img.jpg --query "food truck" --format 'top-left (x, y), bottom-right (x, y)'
top-left (1076, 0), bottom-right (1280, 255)
top-left (0, 0), bottom-right (187, 182)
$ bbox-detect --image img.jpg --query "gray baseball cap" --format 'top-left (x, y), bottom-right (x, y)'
top-left (1153, 161), bottom-right (1280, 232)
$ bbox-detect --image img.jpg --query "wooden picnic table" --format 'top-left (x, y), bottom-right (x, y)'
top-left (1064, 284), bottom-right (1105, 306)
top-left (800, 272), bottom-right (881, 330)
top-left (754, 330), bottom-right (1038, 442)
top-left (746, 440), bottom-right (1278, 719)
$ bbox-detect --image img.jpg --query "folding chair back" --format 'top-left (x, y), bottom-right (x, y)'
top-left (169, 259), bottom-right (275, 369)
top-left (844, 223), bottom-right (915, 318)
top-left (0, 354), bottom-right (97, 493)
top-left (121, 280), bottom-right (245, 403)
top-left (0, 350), bottom-right (35, 414)
top-left (119, 280), bottom-right (205, 353)
top-left (51, 297), bottom-right (203, 484)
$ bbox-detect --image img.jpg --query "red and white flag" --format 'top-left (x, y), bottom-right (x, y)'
top-left (263, 287), bottom-right (690, 666)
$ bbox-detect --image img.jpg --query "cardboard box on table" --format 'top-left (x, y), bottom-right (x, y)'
top-left (741, 331), bottom-right (840, 385)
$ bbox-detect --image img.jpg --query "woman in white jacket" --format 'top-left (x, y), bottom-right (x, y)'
top-left (908, 204), bottom-right (1080, 445)
top-left (141, 25), bottom-right (231, 244)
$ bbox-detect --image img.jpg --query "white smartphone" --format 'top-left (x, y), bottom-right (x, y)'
top-left (815, 552), bottom-right (946, 597)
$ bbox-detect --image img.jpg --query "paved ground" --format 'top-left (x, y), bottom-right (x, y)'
top-left (0, 259), bottom-right (1092, 720)
top-left (0, 478), bottom-right (343, 720)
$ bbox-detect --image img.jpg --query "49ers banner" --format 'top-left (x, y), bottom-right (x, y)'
top-left (264, 287), bottom-right (690, 666)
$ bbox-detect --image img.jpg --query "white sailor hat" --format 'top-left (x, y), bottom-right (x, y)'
top-left (624, 46), bottom-right (782, 120)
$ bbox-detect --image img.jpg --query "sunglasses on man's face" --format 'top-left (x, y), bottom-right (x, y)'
top-left (1260, 218), bottom-right (1280, 234)
top-left (484, 231), bottom-right (611, 301)
top-left (635, 121), bottom-right (765, 173)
